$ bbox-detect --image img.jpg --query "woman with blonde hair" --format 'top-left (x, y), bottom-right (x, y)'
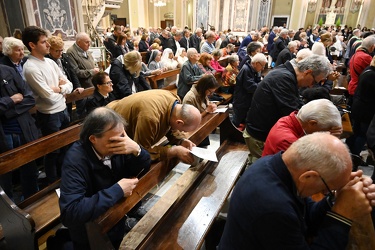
top-left (109, 51), bottom-right (150, 98)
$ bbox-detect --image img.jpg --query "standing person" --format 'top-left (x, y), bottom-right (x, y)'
top-left (219, 133), bottom-right (375, 249)
top-left (46, 36), bottom-right (83, 118)
top-left (112, 33), bottom-right (129, 58)
top-left (177, 48), bottom-right (204, 100)
top-left (59, 107), bottom-right (151, 249)
top-left (179, 29), bottom-right (190, 51)
top-left (67, 32), bottom-right (100, 117)
top-left (22, 26), bottom-right (73, 183)
top-left (0, 64), bottom-right (39, 200)
top-left (138, 34), bottom-right (150, 53)
top-left (346, 55), bottom-right (375, 156)
top-left (0, 37), bottom-right (27, 78)
top-left (189, 28), bottom-right (203, 53)
top-left (109, 51), bottom-right (151, 98)
top-left (232, 53), bottom-right (267, 128)
top-left (85, 72), bottom-right (116, 113)
top-left (270, 29), bottom-right (289, 64)
top-left (244, 55), bottom-right (331, 163)
top-left (275, 41), bottom-right (298, 67)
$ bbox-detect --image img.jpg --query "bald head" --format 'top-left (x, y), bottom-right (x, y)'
top-left (171, 104), bottom-right (201, 132)
top-left (283, 132), bottom-right (352, 180)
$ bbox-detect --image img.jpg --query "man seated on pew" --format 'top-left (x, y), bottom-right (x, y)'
top-left (244, 55), bottom-right (331, 164)
top-left (107, 89), bottom-right (201, 164)
top-left (262, 98), bottom-right (342, 156)
top-left (177, 48), bottom-right (204, 100)
top-left (59, 107), bottom-right (151, 249)
top-left (219, 132), bottom-right (375, 249)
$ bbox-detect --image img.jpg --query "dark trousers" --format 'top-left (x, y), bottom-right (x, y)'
top-left (37, 109), bottom-right (70, 183)
top-left (0, 133), bottom-right (38, 200)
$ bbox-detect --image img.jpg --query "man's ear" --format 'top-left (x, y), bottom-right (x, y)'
top-left (28, 42), bottom-right (36, 51)
top-left (298, 170), bottom-right (320, 184)
top-left (89, 135), bottom-right (96, 144)
top-left (176, 119), bottom-right (184, 125)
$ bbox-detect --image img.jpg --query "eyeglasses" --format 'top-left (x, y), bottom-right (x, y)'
top-left (257, 62), bottom-right (266, 69)
top-left (103, 80), bottom-right (113, 85)
top-left (320, 176), bottom-right (335, 198)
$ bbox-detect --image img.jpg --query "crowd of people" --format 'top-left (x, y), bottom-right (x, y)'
top-left (1, 22), bottom-right (375, 249)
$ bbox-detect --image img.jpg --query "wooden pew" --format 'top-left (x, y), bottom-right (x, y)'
top-left (86, 110), bottom-right (242, 249)
top-left (146, 68), bottom-right (181, 89)
top-left (0, 124), bottom-right (82, 248)
top-left (120, 141), bottom-right (248, 250)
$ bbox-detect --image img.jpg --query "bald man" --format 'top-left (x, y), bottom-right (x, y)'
top-left (107, 90), bottom-right (201, 164)
top-left (219, 132), bottom-right (375, 249)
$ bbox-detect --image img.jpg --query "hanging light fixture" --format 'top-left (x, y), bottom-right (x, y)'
top-left (150, 0), bottom-right (167, 7)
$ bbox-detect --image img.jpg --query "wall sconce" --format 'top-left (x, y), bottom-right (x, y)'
top-left (307, 0), bottom-right (318, 12)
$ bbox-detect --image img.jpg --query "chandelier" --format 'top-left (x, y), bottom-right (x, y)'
top-left (150, 0), bottom-right (167, 7)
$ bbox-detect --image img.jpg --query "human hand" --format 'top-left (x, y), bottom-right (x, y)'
top-left (153, 69), bottom-right (162, 75)
top-left (327, 71), bottom-right (340, 81)
top-left (169, 145), bottom-right (195, 164)
top-left (329, 126), bottom-right (343, 138)
top-left (206, 102), bottom-right (218, 113)
top-left (107, 134), bottom-right (140, 156)
top-left (59, 78), bottom-right (67, 85)
top-left (75, 87), bottom-right (84, 94)
top-left (332, 177), bottom-right (372, 220)
top-left (10, 93), bottom-right (23, 104)
top-left (180, 139), bottom-right (196, 150)
top-left (117, 178), bottom-right (139, 197)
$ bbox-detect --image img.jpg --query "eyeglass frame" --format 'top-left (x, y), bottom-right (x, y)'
top-left (320, 176), bottom-right (336, 199)
top-left (102, 80), bottom-right (113, 86)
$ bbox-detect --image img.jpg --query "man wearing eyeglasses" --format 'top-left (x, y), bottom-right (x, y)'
top-left (244, 55), bottom-right (331, 164)
top-left (219, 132), bottom-right (375, 250)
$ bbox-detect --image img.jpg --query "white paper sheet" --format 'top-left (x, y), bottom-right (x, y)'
top-left (190, 147), bottom-right (218, 162)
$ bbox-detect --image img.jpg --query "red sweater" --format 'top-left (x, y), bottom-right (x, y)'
top-left (348, 49), bottom-right (372, 95)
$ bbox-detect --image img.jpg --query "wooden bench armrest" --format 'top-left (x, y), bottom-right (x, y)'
top-left (0, 124), bottom-right (82, 175)
top-left (146, 68), bottom-right (181, 89)
top-left (65, 87), bottom-right (95, 104)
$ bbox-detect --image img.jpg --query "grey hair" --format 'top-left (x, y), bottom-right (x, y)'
top-left (205, 31), bottom-right (215, 39)
top-left (76, 32), bottom-right (90, 42)
top-left (228, 54), bottom-right (239, 64)
top-left (251, 53), bottom-right (267, 63)
top-left (80, 107), bottom-right (128, 145)
top-left (287, 132), bottom-right (350, 179)
top-left (187, 48), bottom-right (198, 58)
top-left (287, 41), bottom-right (298, 49)
top-left (212, 49), bottom-right (222, 57)
top-left (297, 55), bottom-right (331, 78)
top-left (195, 28), bottom-right (202, 33)
top-left (361, 35), bottom-right (375, 51)
top-left (2, 37), bottom-right (24, 56)
top-left (280, 29), bottom-right (289, 36)
top-left (296, 48), bottom-right (313, 62)
top-left (297, 99), bottom-right (341, 130)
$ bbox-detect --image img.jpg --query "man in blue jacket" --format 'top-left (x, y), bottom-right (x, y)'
top-left (59, 107), bottom-right (151, 249)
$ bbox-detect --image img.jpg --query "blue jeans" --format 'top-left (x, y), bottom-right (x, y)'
top-left (0, 133), bottom-right (38, 200)
top-left (37, 109), bottom-right (70, 183)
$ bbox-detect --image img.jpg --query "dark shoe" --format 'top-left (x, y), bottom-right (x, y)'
top-left (124, 217), bottom-right (139, 232)
top-left (129, 206), bottom-right (147, 220)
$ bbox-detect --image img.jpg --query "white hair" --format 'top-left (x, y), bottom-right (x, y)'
top-left (287, 41), bottom-right (298, 49)
top-left (251, 53), bottom-right (267, 63)
top-left (3, 37), bottom-right (24, 56)
top-left (287, 132), bottom-right (350, 179)
top-left (187, 48), bottom-right (198, 58)
top-left (296, 48), bottom-right (313, 62)
top-left (297, 99), bottom-right (341, 130)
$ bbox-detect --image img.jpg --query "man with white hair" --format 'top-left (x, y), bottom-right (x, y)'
top-left (263, 99), bottom-right (342, 156)
top-left (244, 55), bottom-right (331, 163)
top-left (177, 48), bottom-right (203, 100)
top-left (201, 31), bottom-right (216, 54)
top-left (66, 32), bottom-right (99, 89)
top-left (189, 28), bottom-right (203, 53)
top-left (348, 35), bottom-right (375, 95)
top-left (270, 28), bottom-right (289, 64)
top-left (275, 40), bottom-right (297, 67)
top-left (219, 132), bottom-right (375, 249)
top-left (232, 53), bottom-right (267, 128)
